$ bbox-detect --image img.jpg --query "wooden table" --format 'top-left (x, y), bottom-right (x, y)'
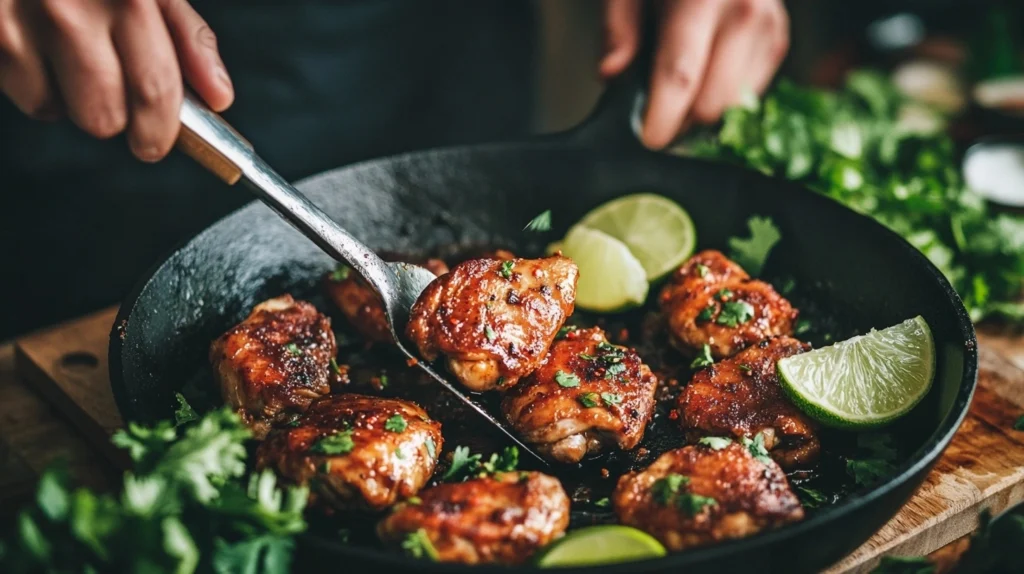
top-left (2, 306), bottom-right (1023, 572)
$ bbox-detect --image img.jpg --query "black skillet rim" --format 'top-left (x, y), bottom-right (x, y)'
top-left (107, 143), bottom-right (979, 574)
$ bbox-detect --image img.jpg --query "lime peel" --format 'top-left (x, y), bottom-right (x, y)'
top-left (777, 316), bottom-right (935, 430)
top-left (534, 525), bottom-right (667, 568)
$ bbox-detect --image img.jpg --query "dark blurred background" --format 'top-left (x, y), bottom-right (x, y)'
top-left (2, 0), bottom-right (1021, 339)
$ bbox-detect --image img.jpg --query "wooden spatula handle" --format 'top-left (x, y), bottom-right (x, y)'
top-left (176, 91), bottom-right (253, 185)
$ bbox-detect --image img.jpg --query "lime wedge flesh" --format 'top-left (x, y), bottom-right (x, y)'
top-left (777, 316), bottom-right (935, 429)
top-left (534, 525), bottom-right (667, 568)
top-left (577, 193), bottom-right (696, 281)
top-left (554, 224), bottom-right (649, 312)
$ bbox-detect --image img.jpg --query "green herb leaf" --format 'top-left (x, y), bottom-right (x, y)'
top-left (480, 446), bottom-right (519, 476)
top-left (285, 343), bottom-right (302, 356)
top-left (741, 432), bottom-right (773, 464)
top-left (499, 260), bottom-right (514, 280)
top-left (690, 344), bottom-right (714, 369)
top-left (424, 437), bottom-right (437, 460)
top-left (310, 431), bottom-right (355, 455)
top-left (555, 370), bottom-right (580, 388)
top-left (385, 414), bottom-right (407, 433)
top-left (651, 474), bottom-right (689, 505)
top-left (604, 362), bottom-right (627, 379)
top-left (715, 288), bottom-right (734, 300)
top-left (728, 216), bottom-right (782, 276)
top-left (738, 363), bottom-right (752, 374)
top-left (402, 529), bottom-right (439, 561)
top-left (716, 300), bottom-right (755, 327)
top-left (484, 325), bottom-right (496, 342)
top-left (523, 210), bottom-right (552, 232)
top-left (1014, 415), bottom-right (1024, 431)
top-left (847, 459), bottom-right (897, 487)
top-left (578, 392), bottom-right (600, 408)
top-left (797, 486), bottom-right (827, 509)
top-left (330, 357), bottom-right (344, 376)
top-left (601, 392), bottom-right (623, 407)
top-left (696, 304), bottom-right (716, 323)
top-left (794, 318), bottom-right (812, 336)
top-left (173, 393), bottom-right (199, 427)
top-left (698, 436), bottom-right (732, 450)
top-left (329, 265), bottom-right (351, 281)
top-left (695, 263), bottom-right (709, 278)
top-left (407, 496), bottom-right (422, 505)
top-left (556, 325), bottom-right (578, 339)
top-left (442, 446), bottom-right (482, 482)
top-left (594, 497), bottom-right (611, 508)
top-left (676, 493), bottom-right (717, 517)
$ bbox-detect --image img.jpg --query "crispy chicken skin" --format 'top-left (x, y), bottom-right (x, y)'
top-left (377, 471), bottom-right (570, 565)
top-left (501, 327), bottom-right (658, 463)
top-left (256, 393), bottom-right (442, 511)
top-left (612, 443), bottom-right (804, 551)
top-left (406, 255), bottom-right (578, 392)
top-left (324, 259), bottom-right (449, 344)
top-left (677, 336), bottom-right (819, 469)
top-left (210, 295), bottom-right (336, 439)
top-left (659, 250), bottom-right (798, 359)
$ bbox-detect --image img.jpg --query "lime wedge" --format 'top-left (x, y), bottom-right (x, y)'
top-left (778, 316), bottom-right (935, 429)
top-left (534, 525), bottom-right (667, 568)
top-left (577, 193), bottom-right (696, 281)
top-left (555, 225), bottom-right (649, 312)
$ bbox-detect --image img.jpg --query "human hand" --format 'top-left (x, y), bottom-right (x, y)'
top-left (600, 0), bottom-right (789, 149)
top-left (0, 0), bottom-right (234, 161)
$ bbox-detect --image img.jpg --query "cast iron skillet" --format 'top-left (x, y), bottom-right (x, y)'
top-left (108, 66), bottom-right (978, 573)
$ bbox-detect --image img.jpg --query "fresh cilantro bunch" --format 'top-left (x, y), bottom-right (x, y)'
top-left (687, 70), bottom-right (1024, 323)
top-left (441, 446), bottom-right (519, 482)
top-left (0, 403), bottom-right (309, 574)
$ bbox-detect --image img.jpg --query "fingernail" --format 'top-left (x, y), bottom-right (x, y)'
top-left (215, 62), bottom-right (233, 91)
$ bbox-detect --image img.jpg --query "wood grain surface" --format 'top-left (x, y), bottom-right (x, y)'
top-left (3, 306), bottom-right (1023, 573)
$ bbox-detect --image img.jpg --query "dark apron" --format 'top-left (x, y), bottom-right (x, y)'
top-left (0, 0), bottom-right (536, 338)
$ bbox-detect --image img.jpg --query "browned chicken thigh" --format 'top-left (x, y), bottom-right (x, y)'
top-left (324, 259), bottom-right (449, 344)
top-left (501, 326), bottom-right (657, 463)
top-left (677, 336), bottom-right (820, 469)
top-left (612, 442), bottom-right (804, 551)
top-left (659, 250), bottom-right (797, 359)
top-left (406, 255), bottom-right (578, 392)
top-left (210, 294), bottom-right (336, 439)
top-left (256, 393), bottom-right (442, 511)
top-left (377, 471), bottom-right (570, 564)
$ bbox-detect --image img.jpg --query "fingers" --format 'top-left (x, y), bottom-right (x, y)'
top-left (0, 3), bottom-right (59, 119)
top-left (641, 0), bottom-right (722, 149)
top-left (41, 0), bottom-right (127, 139)
top-left (113, 0), bottom-right (182, 161)
top-left (600, 0), bottom-right (641, 79)
top-left (690, 0), bottom-right (789, 124)
top-left (163, 0), bottom-right (233, 112)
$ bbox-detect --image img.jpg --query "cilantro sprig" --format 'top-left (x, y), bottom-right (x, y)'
top-left (442, 446), bottom-right (519, 482)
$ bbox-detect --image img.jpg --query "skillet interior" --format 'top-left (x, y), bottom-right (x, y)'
top-left (109, 133), bottom-right (977, 572)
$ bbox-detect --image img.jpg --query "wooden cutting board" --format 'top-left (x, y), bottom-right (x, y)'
top-left (8, 306), bottom-right (1024, 573)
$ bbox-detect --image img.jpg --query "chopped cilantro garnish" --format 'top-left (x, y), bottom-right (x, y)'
top-left (604, 362), bottom-right (627, 379)
top-left (407, 496), bottom-right (422, 505)
top-left (1014, 415), bottom-right (1024, 431)
top-left (555, 370), bottom-right (580, 388)
top-left (402, 529), bottom-right (439, 560)
top-left (579, 353), bottom-right (596, 361)
top-left (424, 437), bottom-right (437, 459)
top-left (329, 265), bottom-right (351, 281)
top-left (385, 414), bottom-right (407, 433)
top-left (698, 436), bottom-right (732, 450)
top-left (173, 393), bottom-right (198, 427)
top-left (310, 430), bottom-right (355, 455)
top-left (594, 497), bottom-right (611, 508)
top-left (523, 210), bottom-right (552, 232)
top-left (499, 260), bottom-right (514, 279)
top-left (795, 318), bottom-right (813, 335)
top-left (727, 216), bottom-right (782, 276)
top-left (652, 474), bottom-right (689, 504)
top-left (716, 300), bottom-right (755, 327)
top-left (715, 288), bottom-right (733, 301)
top-left (285, 343), bottom-right (302, 356)
top-left (739, 363), bottom-right (752, 374)
top-left (846, 433), bottom-right (899, 487)
top-left (330, 357), bottom-right (343, 375)
top-left (677, 493), bottom-right (718, 517)
top-left (394, 447), bottom-right (405, 459)
top-left (442, 446), bottom-right (518, 482)
top-left (442, 446), bottom-right (482, 481)
top-left (484, 325), bottom-right (496, 341)
top-left (556, 325), bottom-right (577, 339)
top-left (379, 374), bottom-right (389, 388)
top-left (696, 304), bottom-right (716, 323)
top-left (741, 433), bottom-right (773, 464)
top-left (601, 392), bottom-right (622, 407)
top-left (797, 486), bottom-right (827, 509)
top-left (870, 555), bottom-right (935, 574)
top-left (578, 392), bottom-right (600, 408)
top-left (690, 344), bottom-right (714, 369)
top-left (695, 263), bottom-right (709, 278)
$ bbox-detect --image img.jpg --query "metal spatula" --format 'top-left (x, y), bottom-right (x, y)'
top-left (176, 92), bottom-right (546, 465)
